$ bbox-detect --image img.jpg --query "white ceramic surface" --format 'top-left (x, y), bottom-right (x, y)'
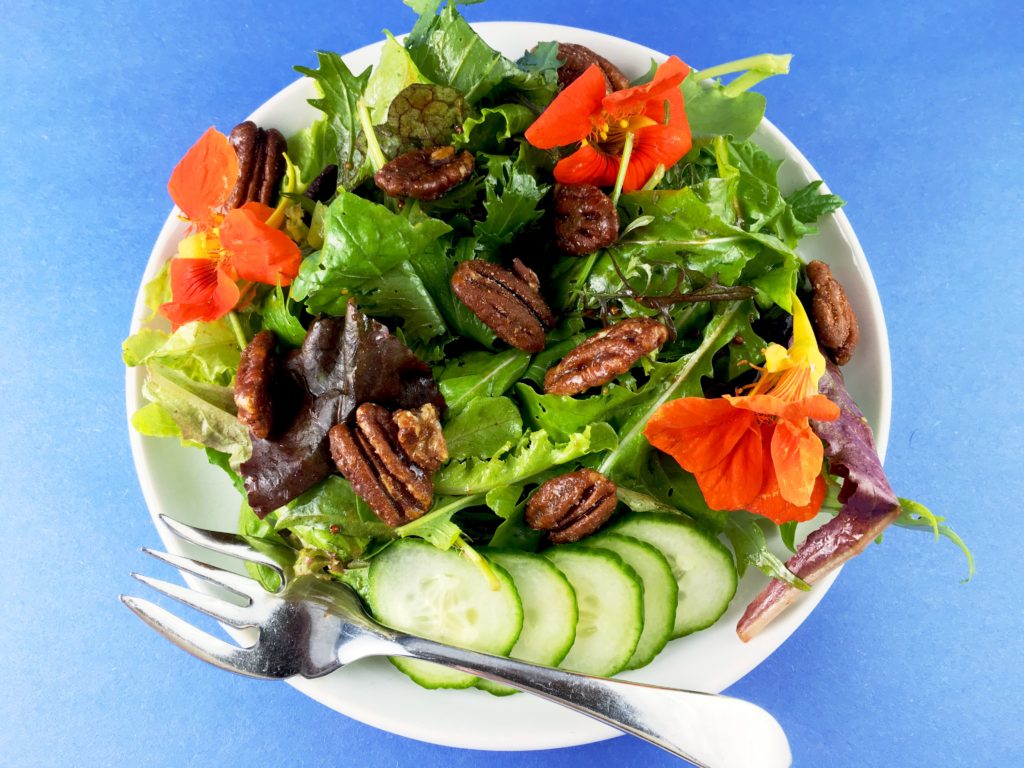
top-left (126, 22), bottom-right (892, 751)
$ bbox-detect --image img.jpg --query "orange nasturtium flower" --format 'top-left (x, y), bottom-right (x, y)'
top-left (159, 127), bottom-right (302, 327)
top-left (644, 295), bottom-right (841, 524)
top-left (525, 56), bottom-right (692, 192)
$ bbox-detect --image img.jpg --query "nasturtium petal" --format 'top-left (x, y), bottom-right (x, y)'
top-left (553, 143), bottom-right (619, 187)
top-left (524, 64), bottom-right (605, 149)
top-left (770, 418), bottom-right (824, 506)
top-left (644, 397), bottom-right (757, 474)
top-left (160, 257), bottom-right (239, 326)
top-left (219, 207), bottom-right (302, 286)
top-left (167, 127), bottom-right (238, 227)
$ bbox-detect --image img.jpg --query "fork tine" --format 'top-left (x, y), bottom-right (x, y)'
top-left (131, 573), bottom-right (256, 628)
top-left (158, 514), bottom-right (285, 583)
top-left (142, 548), bottom-right (261, 601)
top-left (119, 595), bottom-right (270, 678)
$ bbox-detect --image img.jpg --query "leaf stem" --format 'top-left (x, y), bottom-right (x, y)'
top-left (226, 310), bottom-right (249, 350)
top-left (693, 53), bottom-right (792, 84)
top-left (610, 130), bottom-right (635, 206)
top-left (357, 98), bottom-right (387, 172)
top-left (640, 163), bottom-right (666, 191)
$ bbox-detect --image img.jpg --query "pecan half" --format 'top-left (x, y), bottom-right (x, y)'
top-left (304, 164), bottom-right (339, 204)
top-left (526, 469), bottom-right (618, 544)
top-left (451, 259), bottom-right (555, 352)
top-left (374, 146), bottom-right (474, 200)
top-left (393, 403), bottom-right (448, 472)
top-left (329, 403), bottom-right (436, 526)
top-left (556, 42), bottom-right (630, 92)
top-left (235, 330), bottom-right (277, 439)
top-left (544, 317), bottom-right (670, 395)
top-left (807, 260), bottom-right (860, 365)
top-left (226, 121), bottom-right (287, 209)
top-left (553, 184), bottom-right (620, 255)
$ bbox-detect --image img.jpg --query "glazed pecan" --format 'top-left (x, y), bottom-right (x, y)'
top-left (553, 184), bottom-right (620, 255)
top-left (329, 403), bottom-right (436, 526)
top-left (374, 146), bottom-right (474, 200)
top-left (304, 164), bottom-right (339, 204)
top-left (807, 260), bottom-right (860, 365)
top-left (555, 42), bottom-right (630, 92)
top-left (393, 403), bottom-right (448, 472)
top-left (451, 259), bottom-right (555, 352)
top-left (234, 330), bottom-right (277, 439)
top-left (526, 469), bottom-right (618, 544)
top-left (226, 121), bottom-right (287, 209)
top-left (544, 317), bottom-right (670, 395)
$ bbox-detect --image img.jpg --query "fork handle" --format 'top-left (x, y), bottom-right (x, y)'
top-left (390, 635), bottom-right (790, 768)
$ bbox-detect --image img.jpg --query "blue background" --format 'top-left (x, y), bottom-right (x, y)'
top-left (2, 0), bottom-right (1021, 765)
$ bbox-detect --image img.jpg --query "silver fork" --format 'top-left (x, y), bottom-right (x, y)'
top-left (122, 515), bottom-right (791, 768)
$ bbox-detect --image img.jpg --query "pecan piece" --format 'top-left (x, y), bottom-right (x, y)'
top-left (544, 317), bottom-right (669, 395)
top-left (526, 469), bottom-right (618, 544)
top-left (451, 259), bottom-right (555, 352)
top-left (807, 260), bottom-right (860, 365)
top-left (393, 403), bottom-right (448, 472)
top-left (304, 164), bottom-right (339, 204)
top-left (374, 146), bottom-right (474, 200)
top-left (225, 121), bottom-right (287, 209)
top-left (234, 330), bottom-right (277, 439)
top-left (555, 42), bottom-right (630, 92)
top-left (329, 403), bottom-right (436, 526)
top-left (553, 184), bottom-right (620, 255)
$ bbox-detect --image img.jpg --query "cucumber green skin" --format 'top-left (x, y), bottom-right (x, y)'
top-left (475, 550), bottom-right (578, 697)
top-left (611, 512), bottom-right (737, 639)
top-left (367, 540), bottom-right (523, 690)
top-left (544, 547), bottom-right (643, 678)
top-left (583, 533), bottom-right (677, 670)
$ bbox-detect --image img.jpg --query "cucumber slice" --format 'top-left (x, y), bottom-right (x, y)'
top-left (545, 547), bottom-right (642, 677)
top-left (367, 539), bottom-right (523, 689)
top-left (476, 550), bottom-right (578, 696)
top-left (583, 533), bottom-right (677, 669)
top-left (612, 512), bottom-right (737, 638)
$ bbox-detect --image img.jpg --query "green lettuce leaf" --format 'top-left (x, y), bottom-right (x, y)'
top-left (443, 395), bottom-right (523, 459)
top-left (785, 180), bottom-right (846, 224)
top-left (516, 382), bottom-right (638, 442)
top-left (259, 285), bottom-right (307, 348)
top-left (294, 52), bottom-right (372, 190)
top-left (130, 402), bottom-right (181, 439)
top-left (287, 118), bottom-right (336, 190)
top-left (237, 501), bottom-right (294, 592)
top-left (435, 423), bottom-right (617, 496)
top-left (455, 103), bottom-right (535, 152)
top-left (140, 366), bottom-right (251, 466)
top-left (407, 239), bottom-right (496, 347)
top-left (123, 319), bottom-right (240, 387)
top-left (364, 31), bottom-right (431, 124)
top-left (438, 348), bottom-right (531, 414)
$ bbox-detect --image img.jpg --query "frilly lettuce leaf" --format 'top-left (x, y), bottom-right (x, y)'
top-left (455, 103), bottom-right (534, 152)
top-left (123, 319), bottom-right (240, 387)
top-left (474, 153), bottom-right (549, 253)
top-left (294, 52), bottom-right (372, 190)
top-left (434, 423), bottom-right (618, 496)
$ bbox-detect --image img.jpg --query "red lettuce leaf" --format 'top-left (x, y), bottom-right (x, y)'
top-left (737, 363), bottom-right (899, 641)
top-left (241, 301), bottom-right (444, 518)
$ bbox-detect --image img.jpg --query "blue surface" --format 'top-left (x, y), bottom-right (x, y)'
top-left (1, 0), bottom-right (1021, 765)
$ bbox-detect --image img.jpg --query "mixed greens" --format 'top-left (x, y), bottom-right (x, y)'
top-left (125, 0), bottom-right (971, 684)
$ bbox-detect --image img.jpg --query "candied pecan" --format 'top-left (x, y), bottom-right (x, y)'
top-left (234, 330), bottom-right (277, 439)
top-left (329, 403), bottom-right (434, 526)
top-left (451, 259), bottom-right (555, 352)
top-left (553, 184), bottom-right (620, 255)
top-left (225, 121), bottom-right (287, 209)
top-left (807, 260), bottom-right (860, 365)
top-left (544, 317), bottom-right (669, 395)
top-left (374, 146), bottom-right (474, 200)
top-left (526, 469), bottom-right (618, 544)
top-left (556, 42), bottom-right (630, 92)
top-left (304, 164), bottom-right (339, 204)
top-left (393, 403), bottom-right (448, 472)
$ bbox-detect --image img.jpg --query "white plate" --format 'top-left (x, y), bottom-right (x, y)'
top-left (126, 22), bottom-right (891, 752)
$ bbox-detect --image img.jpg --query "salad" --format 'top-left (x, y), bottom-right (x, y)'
top-left (124, 0), bottom-right (971, 690)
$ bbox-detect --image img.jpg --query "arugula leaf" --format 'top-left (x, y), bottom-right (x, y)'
top-left (785, 180), bottom-right (845, 224)
top-left (516, 382), bottom-right (638, 441)
top-left (723, 513), bottom-right (810, 589)
top-left (259, 285), bottom-right (307, 348)
top-left (435, 423), bottom-right (617, 496)
top-left (404, 2), bottom-right (550, 105)
top-left (294, 52), bottom-right (372, 190)
top-left (438, 348), bottom-right (531, 414)
top-left (364, 31), bottom-right (431, 124)
top-left (123, 319), bottom-right (240, 387)
top-left (893, 497), bottom-right (975, 582)
top-left (474, 154), bottom-right (549, 252)
top-left (639, 452), bottom-right (728, 531)
top-left (395, 494), bottom-right (483, 549)
top-left (141, 366), bottom-right (251, 466)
